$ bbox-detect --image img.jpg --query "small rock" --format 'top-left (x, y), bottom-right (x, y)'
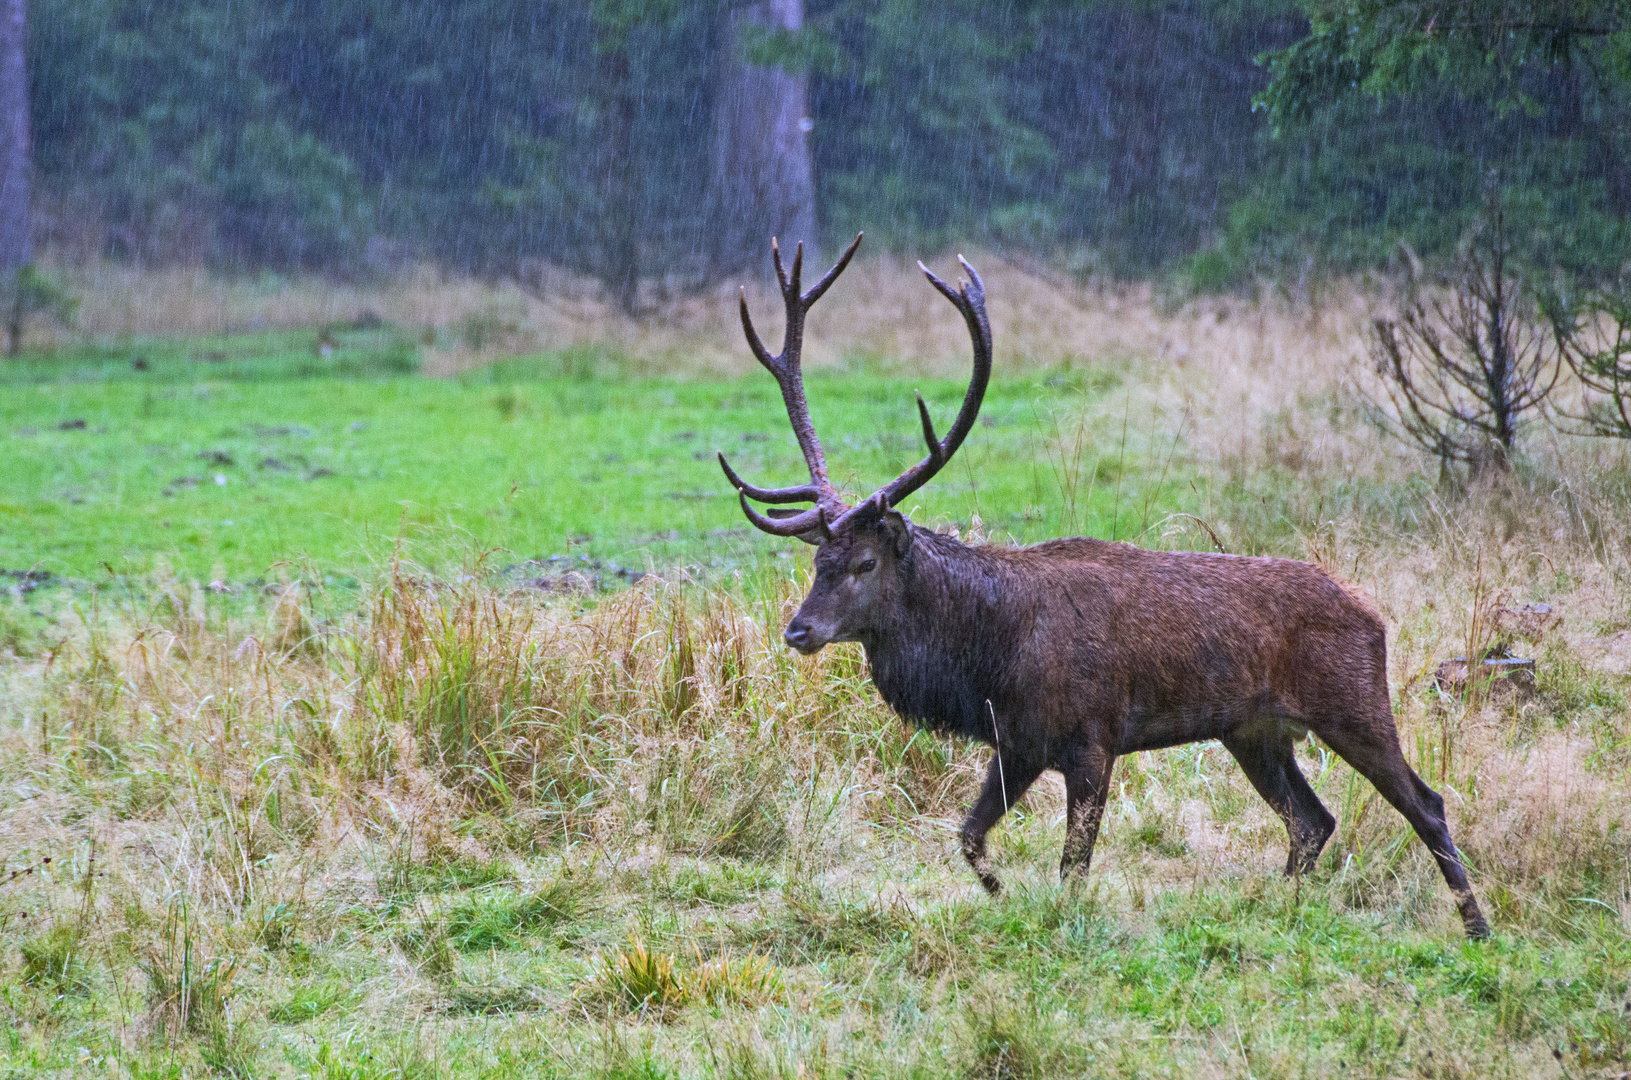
top-left (131, 356), bottom-right (149, 371)
top-left (250, 423), bottom-right (314, 438)
top-left (523, 570), bottom-right (600, 594)
top-left (1, 569), bottom-right (51, 592)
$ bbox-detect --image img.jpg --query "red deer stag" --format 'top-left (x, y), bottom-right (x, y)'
top-left (718, 235), bottom-right (1491, 940)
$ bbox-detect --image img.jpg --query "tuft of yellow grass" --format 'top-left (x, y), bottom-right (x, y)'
top-left (588, 938), bottom-right (784, 1014)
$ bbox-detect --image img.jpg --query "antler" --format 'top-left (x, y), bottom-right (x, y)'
top-left (718, 233), bottom-right (863, 538)
top-left (840, 257), bottom-right (991, 519)
top-left (721, 239), bottom-right (993, 541)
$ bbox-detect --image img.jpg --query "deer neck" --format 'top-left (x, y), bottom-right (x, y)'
top-left (861, 529), bottom-right (1011, 744)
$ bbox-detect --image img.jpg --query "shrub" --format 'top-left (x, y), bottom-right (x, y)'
top-left (1367, 206), bottom-right (1560, 480)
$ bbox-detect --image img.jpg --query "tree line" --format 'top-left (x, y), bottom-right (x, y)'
top-left (0, 0), bottom-right (1626, 304)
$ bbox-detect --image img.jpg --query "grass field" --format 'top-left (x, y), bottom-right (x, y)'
top-left (1, 260), bottom-right (1629, 1079)
top-left (0, 326), bottom-right (1175, 584)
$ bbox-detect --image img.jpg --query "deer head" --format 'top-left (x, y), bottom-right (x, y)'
top-left (718, 234), bottom-right (992, 652)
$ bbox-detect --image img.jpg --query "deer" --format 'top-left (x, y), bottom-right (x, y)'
top-left (717, 235), bottom-right (1492, 941)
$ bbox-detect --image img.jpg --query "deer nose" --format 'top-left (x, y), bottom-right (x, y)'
top-left (784, 621), bottom-right (814, 652)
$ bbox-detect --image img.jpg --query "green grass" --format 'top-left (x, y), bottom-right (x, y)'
top-left (1, 334), bottom-right (1186, 582)
top-left (6, 820), bottom-right (1628, 1078)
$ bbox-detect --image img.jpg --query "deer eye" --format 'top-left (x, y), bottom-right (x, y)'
top-left (854, 558), bottom-right (877, 575)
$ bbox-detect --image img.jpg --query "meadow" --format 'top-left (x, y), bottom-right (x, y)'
top-left (1, 257), bottom-right (1629, 1079)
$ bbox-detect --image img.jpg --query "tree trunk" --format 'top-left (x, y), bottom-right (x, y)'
top-left (598, 45), bottom-right (639, 315)
top-left (0, 0), bottom-right (27, 274)
top-left (709, 0), bottom-right (817, 275)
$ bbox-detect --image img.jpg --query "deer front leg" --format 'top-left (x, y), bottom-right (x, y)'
top-left (1060, 741), bottom-right (1117, 882)
top-left (960, 754), bottom-right (1045, 895)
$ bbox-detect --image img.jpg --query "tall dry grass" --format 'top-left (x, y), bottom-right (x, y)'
top-left (3, 497), bottom-right (1625, 941)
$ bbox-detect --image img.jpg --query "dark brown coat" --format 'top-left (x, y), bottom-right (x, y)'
top-left (783, 508), bottom-right (1491, 940)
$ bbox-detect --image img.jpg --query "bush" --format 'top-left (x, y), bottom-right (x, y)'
top-left (1367, 208), bottom-right (1561, 479)
top-left (3, 266), bottom-right (79, 356)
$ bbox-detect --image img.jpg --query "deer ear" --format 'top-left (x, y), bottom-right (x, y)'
top-left (879, 509), bottom-right (912, 558)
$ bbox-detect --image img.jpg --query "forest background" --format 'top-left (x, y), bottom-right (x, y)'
top-left (9, 0), bottom-right (1630, 300)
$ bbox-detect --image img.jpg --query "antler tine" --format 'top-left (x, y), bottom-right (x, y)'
top-left (914, 392), bottom-right (944, 466)
top-left (736, 492), bottom-right (830, 538)
top-left (833, 256), bottom-right (993, 524)
top-left (771, 236), bottom-right (791, 297)
top-left (738, 290), bottom-right (777, 373)
top-left (717, 452), bottom-right (822, 504)
top-left (801, 233), bottom-right (864, 307)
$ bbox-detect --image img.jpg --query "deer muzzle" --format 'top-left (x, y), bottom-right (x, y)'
top-left (783, 617), bottom-right (827, 655)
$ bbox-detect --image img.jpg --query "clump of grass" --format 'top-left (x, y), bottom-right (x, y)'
top-left (142, 904), bottom-right (238, 1039)
top-left (392, 908), bottom-right (458, 984)
top-left (255, 900), bottom-right (305, 951)
top-left (962, 996), bottom-right (1051, 1080)
top-left (586, 1028), bottom-right (678, 1080)
top-left (590, 939), bottom-right (687, 1014)
top-left (21, 922), bottom-right (89, 995)
top-left (685, 947), bottom-right (785, 1008)
top-left (440, 980), bottom-right (549, 1015)
top-left (748, 890), bottom-right (921, 964)
top-left (443, 878), bottom-right (581, 951)
top-left (268, 980), bottom-right (349, 1024)
top-left (199, 1027), bottom-right (259, 1080)
top-left (306, 1034), bottom-right (438, 1080)
top-left (1125, 797), bottom-right (1189, 858)
top-left (703, 785), bottom-right (788, 861)
top-left (866, 726), bottom-right (982, 826)
top-left (586, 939), bottom-right (786, 1015)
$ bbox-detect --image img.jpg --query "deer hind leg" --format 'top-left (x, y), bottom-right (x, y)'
top-left (1059, 741), bottom-right (1117, 882)
top-left (1224, 732), bottom-right (1335, 876)
top-left (1317, 721), bottom-right (1492, 941)
top-left (960, 754), bottom-right (1045, 896)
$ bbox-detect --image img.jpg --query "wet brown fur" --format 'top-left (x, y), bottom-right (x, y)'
top-left (785, 508), bottom-right (1492, 939)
